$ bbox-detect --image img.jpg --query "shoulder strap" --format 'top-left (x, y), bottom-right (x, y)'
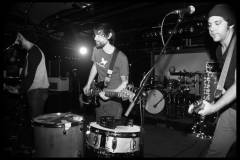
top-left (109, 48), bottom-right (119, 71)
top-left (214, 34), bottom-right (236, 97)
top-left (104, 48), bottom-right (119, 87)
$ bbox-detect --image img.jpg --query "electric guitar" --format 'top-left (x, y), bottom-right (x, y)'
top-left (81, 81), bottom-right (136, 107)
top-left (188, 90), bottom-right (224, 114)
top-left (187, 70), bottom-right (223, 139)
top-left (188, 87), bottom-right (224, 139)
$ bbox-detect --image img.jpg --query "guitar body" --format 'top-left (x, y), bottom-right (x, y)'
top-left (90, 81), bottom-right (114, 107)
top-left (90, 94), bottom-right (101, 107)
top-left (81, 82), bottom-right (103, 107)
top-left (190, 71), bottom-right (220, 139)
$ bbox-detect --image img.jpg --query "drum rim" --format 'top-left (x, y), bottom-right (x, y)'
top-left (88, 129), bottom-right (140, 137)
top-left (89, 122), bottom-right (140, 131)
top-left (88, 123), bottom-right (141, 137)
top-left (32, 112), bottom-right (84, 128)
top-left (32, 121), bottom-right (83, 128)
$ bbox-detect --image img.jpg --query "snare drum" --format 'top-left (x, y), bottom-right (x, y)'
top-left (86, 122), bottom-right (141, 157)
top-left (32, 113), bottom-right (84, 157)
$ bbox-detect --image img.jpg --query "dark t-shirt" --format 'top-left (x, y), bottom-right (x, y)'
top-left (215, 34), bottom-right (236, 110)
top-left (91, 47), bottom-right (129, 90)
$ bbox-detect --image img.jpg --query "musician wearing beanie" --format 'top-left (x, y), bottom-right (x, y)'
top-left (188, 4), bottom-right (236, 157)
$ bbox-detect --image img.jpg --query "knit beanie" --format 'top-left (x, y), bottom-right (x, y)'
top-left (208, 4), bottom-right (236, 26)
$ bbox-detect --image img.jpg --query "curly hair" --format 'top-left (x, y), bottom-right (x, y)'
top-left (93, 23), bottom-right (116, 44)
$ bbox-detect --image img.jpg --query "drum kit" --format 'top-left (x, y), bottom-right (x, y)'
top-left (3, 76), bottom-right (141, 158)
top-left (32, 113), bottom-right (141, 158)
top-left (143, 70), bottom-right (202, 118)
top-left (32, 113), bottom-right (85, 157)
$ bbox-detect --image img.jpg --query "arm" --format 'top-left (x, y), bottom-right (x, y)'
top-left (115, 53), bottom-right (129, 92)
top-left (83, 63), bottom-right (97, 95)
top-left (113, 75), bottom-right (128, 92)
top-left (86, 63), bottom-right (97, 87)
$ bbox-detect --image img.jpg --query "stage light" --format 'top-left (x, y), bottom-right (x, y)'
top-left (78, 46), bottom-right (88, 55)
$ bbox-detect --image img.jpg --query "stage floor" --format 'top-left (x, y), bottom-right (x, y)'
top-left (3, 106), bottom-right (211, 158)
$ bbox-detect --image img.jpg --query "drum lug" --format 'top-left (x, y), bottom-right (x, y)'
top-left (112, 137), bottom-right (117, 152)
top-left (63, 129), bottom-right (67, 135)
top-left (79, 126), bottom-right (84, 132)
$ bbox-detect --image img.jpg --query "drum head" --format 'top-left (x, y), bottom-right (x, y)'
top-left (90, 122), bottom-right (140, 132)
top-left (145, 89), bottom-right (165, 114)
top-left (33, 112), bottom-right (84, 128)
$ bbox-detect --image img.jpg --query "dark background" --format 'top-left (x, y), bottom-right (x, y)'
top-left (3, 1), bottom-right (229, 86)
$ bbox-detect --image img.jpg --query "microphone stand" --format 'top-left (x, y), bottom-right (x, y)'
top-left (2, 44), bottom-right (16, 53)
top-left (124, 14), bottom-right (185, 158)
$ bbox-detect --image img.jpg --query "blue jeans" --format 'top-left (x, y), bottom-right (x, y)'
top-left (206, 108), bottom-right (236, 157)
top-left (27, 88), bottom-right (48, 119)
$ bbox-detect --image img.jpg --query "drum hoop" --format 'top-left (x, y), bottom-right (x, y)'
top-left (89, 124), bottom-right (140, 138)
top-left (32, 113), bottom-right (84, 128)
top-left (89, 128), bottom-right (140, 137)
top-left (32, 121), bottom-right (83, 128)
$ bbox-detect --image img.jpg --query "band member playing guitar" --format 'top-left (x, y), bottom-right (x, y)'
top-left (83, 23), bottom-right (130, 122)
top-left (188, 4), bottom-right (236, 157)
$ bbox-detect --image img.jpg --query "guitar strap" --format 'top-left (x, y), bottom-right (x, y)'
top-left (104, 48), bottom-right (119, 87)
top-left (214, 34), bottom-right (236, 98)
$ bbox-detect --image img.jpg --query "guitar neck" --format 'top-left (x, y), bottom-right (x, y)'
top-left (91, 89), bottom-right (119, 98)
top-left (90, 82), bottom-right (135, 101)
top-left (105, 91), bottom-right (119, 98)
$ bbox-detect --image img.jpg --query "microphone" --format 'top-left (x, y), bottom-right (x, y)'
top-left (5, 43), bottom-right (17, 50)
top-left (3, 33), bottom-right (21, 52)
top-left (3, 43), bottom-right (17, 52)
top-left (170, 5), bottom-right (195, 15)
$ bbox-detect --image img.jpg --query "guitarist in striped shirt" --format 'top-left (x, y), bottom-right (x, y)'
top-left (188, 4), bottom-right (236, 157)
top-left (83, 23), bottom-right (129, 122)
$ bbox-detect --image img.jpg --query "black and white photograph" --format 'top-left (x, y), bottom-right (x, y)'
top-left (2, 1), bottom-right (236, 158)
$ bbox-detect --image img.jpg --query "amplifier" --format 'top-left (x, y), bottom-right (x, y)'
top-left (48, 77), bottom-right (69, 91)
